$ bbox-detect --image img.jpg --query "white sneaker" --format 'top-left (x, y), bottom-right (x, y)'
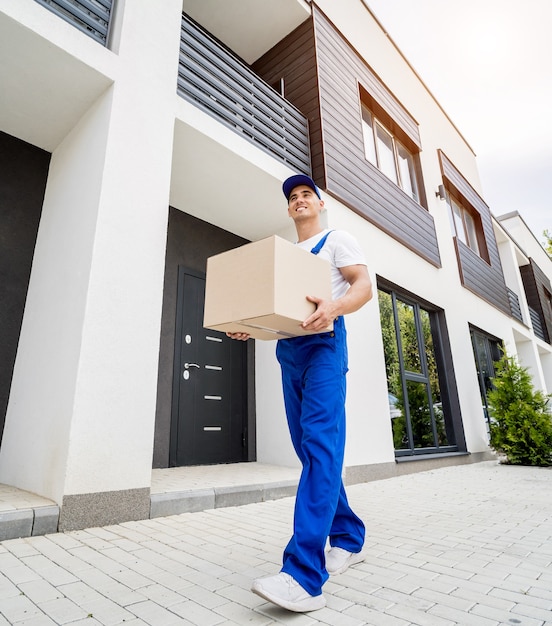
top-left (251, 572), bottom-right (326, 612)
top-left (325, 547), bottom-right (364, 575)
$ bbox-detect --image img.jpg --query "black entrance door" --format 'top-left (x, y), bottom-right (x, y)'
top-left (170, 268), bottom-right (248, 466)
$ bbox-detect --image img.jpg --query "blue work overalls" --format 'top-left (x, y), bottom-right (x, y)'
top-left (276, 231), bottom-right (365, 596)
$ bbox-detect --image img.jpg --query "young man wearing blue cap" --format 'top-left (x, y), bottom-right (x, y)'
top-left (229, 174), bottom-right (373, 612)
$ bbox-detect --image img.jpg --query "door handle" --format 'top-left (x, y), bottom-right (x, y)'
top-left (184, 363), bottom-right (200, 369)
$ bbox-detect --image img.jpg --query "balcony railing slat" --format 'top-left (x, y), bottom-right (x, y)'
top-left (60, 0), bottom-right (110, 21)
top-left (179, 13), bottom-right (311, 174)
top-left (181, 16), bottom-right (306, 122)
top-left (178, 68), bottom-right (310, 162)
top-left (178, 58), bottom-right (310, 160)
top-left (177, 66), bottom-right (310, 171)
top-left (182, 18), bottom-right (307, 130)
top-left (507, 287), bottom-right (523, 323)
top-left (34, 0), bottom-right (112, 45)
top-left (529, 306), bottom-right (546, 341)
top-left (178, 79), bottom-right (311, 174)
top-left (180, 43), bottom-right (308, 143)
top-left (181, 24), bottom-right (305, 140)
top-left (38, 0), bottom-right (110, 24)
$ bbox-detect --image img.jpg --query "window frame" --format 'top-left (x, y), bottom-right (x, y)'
top-left (470, 327), bottom-right (504, 437)
top-left (445, 189), bottom-right (490, 263)
top-left (378, 284), bottom-right (462, 457)
top-left (361, 104), bottom-right (421, 203)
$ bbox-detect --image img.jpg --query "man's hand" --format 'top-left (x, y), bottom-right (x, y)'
top-left (302, 296), bottom-right (338, 331)
top-left (226, 331), bottom-right (250, 341)
top-left (302, 264), bottom-right (373, 331)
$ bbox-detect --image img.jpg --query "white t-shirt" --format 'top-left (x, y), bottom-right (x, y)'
top-left (296, 229), bottom-right (367, 300)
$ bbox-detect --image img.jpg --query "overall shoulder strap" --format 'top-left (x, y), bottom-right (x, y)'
top-left (310, 230), bottom-right (334, 255)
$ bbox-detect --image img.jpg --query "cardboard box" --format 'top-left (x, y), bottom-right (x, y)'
top-left (203, 235), bottom-right (333, 340)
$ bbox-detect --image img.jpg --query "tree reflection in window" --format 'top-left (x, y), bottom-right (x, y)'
top-left (379, 289), bottom-right (450, 454)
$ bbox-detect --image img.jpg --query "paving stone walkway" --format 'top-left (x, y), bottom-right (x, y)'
top-left (0, 461), bottom-right (551, 625)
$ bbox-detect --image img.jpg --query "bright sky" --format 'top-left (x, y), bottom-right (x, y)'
top-left (366, 0), bottom-right (551, 246)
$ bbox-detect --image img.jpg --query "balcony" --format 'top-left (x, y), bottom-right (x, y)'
top-left (182, 0), bottom-right (311, 65)
top-left (1, 3), bottom-right (114, 151)
top-left (507, 288), bottom-right (523, 323)
top-left (33, 0), bottom-right (112, 45)
top-left (178, 13), bottom-right (311, 175)
top-left (529, 307), bottom-right (547, 342)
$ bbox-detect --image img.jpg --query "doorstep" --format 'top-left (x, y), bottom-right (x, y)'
top-left (149, 462), bottom-right (300, 518)
top-left (0, 463), bottom-right (301, 541)
top-left (0, 484), bottom-right (59, 541)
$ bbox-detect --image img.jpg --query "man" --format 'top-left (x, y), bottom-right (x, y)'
top-left (228, 174), bottom-right (373, 612)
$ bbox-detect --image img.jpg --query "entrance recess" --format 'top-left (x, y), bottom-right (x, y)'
top-left (170, 268), bottom-right (248, 466)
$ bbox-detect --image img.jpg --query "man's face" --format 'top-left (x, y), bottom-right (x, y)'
top-left (287, 185), bottom-right (323, 221)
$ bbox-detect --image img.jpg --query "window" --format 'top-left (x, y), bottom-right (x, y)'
top-left (362, 105), bottom-right (420, 202)
top-left (470, 328), bottom-right (503, 437)
top-left (379, 288), bottom-right (458, 456)
top-left (445, 192), bottom-right (489, 261)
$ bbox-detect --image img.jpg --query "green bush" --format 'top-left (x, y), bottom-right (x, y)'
top-left (488, 354), bottom-right (552, 466)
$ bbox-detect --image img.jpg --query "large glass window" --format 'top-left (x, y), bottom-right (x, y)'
top-left (379, 288), bottom-right (457, 456)
top-left (362, 105), bottom-right (420, 202)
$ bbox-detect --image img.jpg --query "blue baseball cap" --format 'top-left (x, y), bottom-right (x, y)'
top-left (282, 174), bottom-right (321, 201)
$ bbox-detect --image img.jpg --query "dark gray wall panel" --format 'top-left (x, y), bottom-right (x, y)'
top-left (153, 209), bottom-right (250, 468)
top-left (0, 132), bottom-right (50, 441)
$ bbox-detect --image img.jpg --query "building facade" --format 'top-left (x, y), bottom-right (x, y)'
top-left (1, 0), bottom-right (550, 532)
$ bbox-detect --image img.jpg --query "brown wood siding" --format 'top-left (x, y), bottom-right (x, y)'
top-left (314, 10), bottom-right (421, 148)
top-left (439, 151), bottom-right (510, 314)
top-left (251, 19), bottom-right (324, 183)
top-left (531, 260), bottom-right (552, 342)
top-left (521, 260), bottom-right (552, 343)
top-left (312, 7), bottom-right (440, 267)
top-left (253, 7), bottom-right (441, 266)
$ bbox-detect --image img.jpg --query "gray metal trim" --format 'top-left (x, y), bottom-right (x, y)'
top-left (507, 287), bottom-right (523, 323)
top-left (34, 0), bottom-right (112, 45)
top-left (529, 306), bottom-right (546, 341)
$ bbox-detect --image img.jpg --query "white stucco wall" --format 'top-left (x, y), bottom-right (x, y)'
top-left (0, 0), bottom-right (183, 502)
top-left (2, 0), bottom-right (548, 508)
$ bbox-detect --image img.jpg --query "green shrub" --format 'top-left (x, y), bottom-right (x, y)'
top-left (488, 354), bottom-right (552, 466)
